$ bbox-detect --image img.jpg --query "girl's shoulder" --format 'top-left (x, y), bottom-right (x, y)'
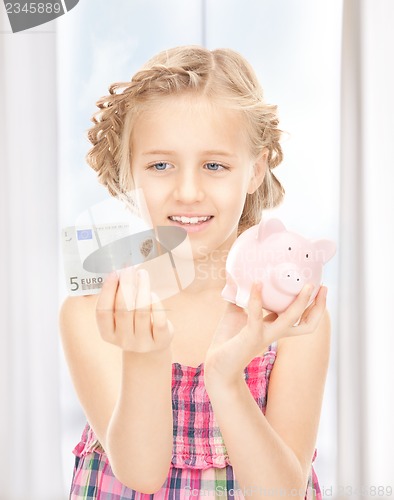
top-left (59, 294), bottom-right (98, 333)
top-left (59, 293), bottom-right (121, 368)
top-left (59, 293), bottom-right (121, 380)
top-left (59, 293), bottom-right (111, 358)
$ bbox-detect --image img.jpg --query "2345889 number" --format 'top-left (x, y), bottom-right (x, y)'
top-left (5, 2), bottom-right (62, 14)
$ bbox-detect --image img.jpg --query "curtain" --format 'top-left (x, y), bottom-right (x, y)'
top-left (338, 0), bottom-right (394, 498)
top-left (1, 1), bottom-right (393, 499)
top-left (0, 12), bottom-right (64, 500)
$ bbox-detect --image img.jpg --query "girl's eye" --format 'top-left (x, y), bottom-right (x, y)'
top-left (150, 162), bottom-right (171, 171)
top-left (205, 162), bottom-right (226, 171)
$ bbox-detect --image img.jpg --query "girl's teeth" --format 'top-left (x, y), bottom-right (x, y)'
top-left (170, 216), bottom-right (211, 224)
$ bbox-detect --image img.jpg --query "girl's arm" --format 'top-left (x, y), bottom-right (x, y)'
top-left (59, 268), bottom-right (174, 493)
top-left (204, 286), bottom-right (330, 500)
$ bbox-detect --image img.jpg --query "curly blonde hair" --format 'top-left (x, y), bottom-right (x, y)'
top-left (86, 45), bottom-right (285, 234)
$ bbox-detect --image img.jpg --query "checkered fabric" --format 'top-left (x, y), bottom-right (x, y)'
top-left (70, 342), bottom-right (322, 499)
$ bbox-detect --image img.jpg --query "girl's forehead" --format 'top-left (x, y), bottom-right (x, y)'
top-left (128, 93), bottom-right (255, 161)
top-left (137, 93), bottom-right (243, 121)
top-left (133, 95), bottom-right (247, 143)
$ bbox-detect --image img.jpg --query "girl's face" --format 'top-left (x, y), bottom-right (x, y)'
top-left (130, 94), bottom-right (266, 259)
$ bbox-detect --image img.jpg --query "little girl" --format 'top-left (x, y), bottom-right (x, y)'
top-left (60, 46), bottom-right (330, 500)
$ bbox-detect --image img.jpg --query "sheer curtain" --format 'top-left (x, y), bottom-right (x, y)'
top-left (362, 1), bottom-right (394, 491)
top-left (1, 1), bottom-right (393, 499)
top-left (0, 11), bottom-right (64, 500)
top-left (338, 1), bottom-right (394, 497)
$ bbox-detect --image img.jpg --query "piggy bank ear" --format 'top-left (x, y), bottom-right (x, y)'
top-left (257, 218), bottom-right (286, 241)
top-left (313, 239), bottom-right (336, 263)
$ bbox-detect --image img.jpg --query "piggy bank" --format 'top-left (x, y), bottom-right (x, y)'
top-left (221, 219), bottom-right (336, 313)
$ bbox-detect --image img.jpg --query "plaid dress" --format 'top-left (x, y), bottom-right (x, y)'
top-left (70, 342), bottom-right (322, 499)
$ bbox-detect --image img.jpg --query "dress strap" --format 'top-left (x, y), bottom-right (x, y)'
top-left (268, 340), bottom-right (278, 353)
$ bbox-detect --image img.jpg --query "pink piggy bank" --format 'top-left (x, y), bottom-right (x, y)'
top-left (221, 219), bottom-right (336, 313)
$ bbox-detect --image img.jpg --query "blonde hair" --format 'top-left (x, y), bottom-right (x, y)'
top-left (86, 45), bottom-right (285, 234)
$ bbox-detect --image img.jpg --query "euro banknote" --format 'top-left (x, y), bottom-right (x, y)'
top-left (61, 223), bottom-right (195, 297)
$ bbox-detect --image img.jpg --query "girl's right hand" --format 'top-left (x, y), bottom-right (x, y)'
top-left (96, 267), bottom-right (174, 353)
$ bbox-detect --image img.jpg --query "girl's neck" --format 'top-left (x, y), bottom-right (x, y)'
top-left (181, 236), bottom-right (236, 296)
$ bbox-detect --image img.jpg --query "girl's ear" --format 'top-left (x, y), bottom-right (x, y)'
top-left (247, 149), bottom-right (268, 194)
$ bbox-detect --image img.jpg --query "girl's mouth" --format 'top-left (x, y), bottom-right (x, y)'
top-left (168, 215), bottom-right (214, 233)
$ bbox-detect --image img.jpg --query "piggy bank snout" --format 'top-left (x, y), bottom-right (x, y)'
top-left (272, 262), bottom-right (306, 295)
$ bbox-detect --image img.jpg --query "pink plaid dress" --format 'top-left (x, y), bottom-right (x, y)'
top-left (70, 342), bottom-right (322, 499)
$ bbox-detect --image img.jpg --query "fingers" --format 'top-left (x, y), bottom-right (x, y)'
top-left (247, 282), bottom-right (264, 322)
top-left (277, 284), bottom-right (327, 336)
top-left (244, 282), bottom-right (328, 346)
top-left (114, 267), bottom-right (137, 340)
top-left (151, 293), bottom-right (174, 347)
top-left (96, 271), bottom-right (118, 342)
top-left (273, 284), bottom-right (314, 332)
top-left (96, 266), bottom-right (173, 352)
top-left (211, 301), bottom-right (247, 347)
top-left (116, 267), bottom-right (137, 311)
top-left (97, 271), bottom-right (119, 312)
top-left (297, 286), bottom-right (327, 329)
top-left (134, 269), bottom-right (153, 340)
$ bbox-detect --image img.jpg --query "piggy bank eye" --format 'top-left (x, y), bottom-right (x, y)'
top-left (288, 247), bottom-right (292, 251)
top-left (306, 253), bottom-right (309, 259)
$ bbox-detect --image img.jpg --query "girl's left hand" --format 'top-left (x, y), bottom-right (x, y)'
top-left (204, 282), bottom-right (327, 387)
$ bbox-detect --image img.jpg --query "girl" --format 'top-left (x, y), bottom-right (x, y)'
top-left (60, 46), bottom-right (330, 500)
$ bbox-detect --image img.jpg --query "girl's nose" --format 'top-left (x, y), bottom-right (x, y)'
top-left (173, 170), bottom-right (205, 203)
